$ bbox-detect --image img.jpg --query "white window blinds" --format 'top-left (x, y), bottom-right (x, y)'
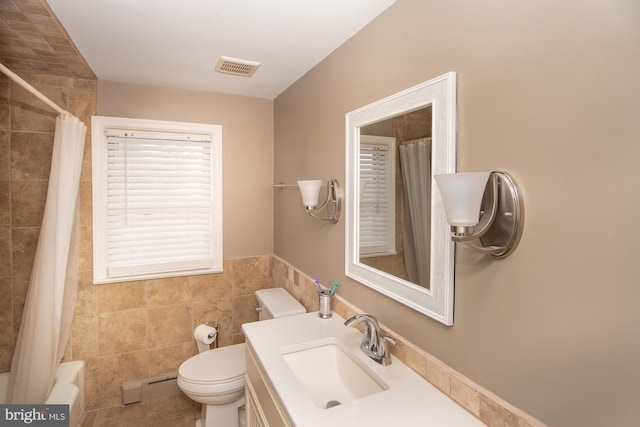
top-left (92, 117), bottom-right (222, 283)
top-left (359, 135), bottom-right (396, 257)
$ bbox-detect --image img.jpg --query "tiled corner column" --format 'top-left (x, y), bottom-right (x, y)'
top-left (270, 256), bottom-right (546, 427)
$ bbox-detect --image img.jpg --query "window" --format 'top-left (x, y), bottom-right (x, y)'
top-left (359, 135), bottom-right (396, 257)
top-left (91, 116), bottom-right (222, 284)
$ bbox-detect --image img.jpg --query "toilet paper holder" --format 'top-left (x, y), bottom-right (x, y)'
top-left (205, 321), bottom-right (220, 349)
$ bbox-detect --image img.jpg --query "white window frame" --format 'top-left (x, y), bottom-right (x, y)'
top-left (359, 135), bottom-right (396, 257)
top-left (91, 116), bottom-right (223, 284)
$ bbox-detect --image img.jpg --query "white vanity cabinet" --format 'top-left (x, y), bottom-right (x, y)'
top-left (245, 343), bottom-right (293, 427)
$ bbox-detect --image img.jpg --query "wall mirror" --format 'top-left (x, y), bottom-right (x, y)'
top-left (345, 72), bottom-right (457, 325)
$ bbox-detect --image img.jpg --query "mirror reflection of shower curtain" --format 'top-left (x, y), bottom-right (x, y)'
top-left (8, 116), bottom-right (86, 404)
top-left (399, 138), bottom-right (431, 288)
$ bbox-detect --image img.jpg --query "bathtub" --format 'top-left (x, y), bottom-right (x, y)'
top-left (0, 361), bottom-right (85, 427)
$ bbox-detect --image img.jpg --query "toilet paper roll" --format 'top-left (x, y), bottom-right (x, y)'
top-left (194, 324), bottom-right (217, 353)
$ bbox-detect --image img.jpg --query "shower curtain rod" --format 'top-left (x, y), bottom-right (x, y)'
top-left (0, 62), bottom-right (72, 118)
top-left (399, 136), bottom-right (431, 145)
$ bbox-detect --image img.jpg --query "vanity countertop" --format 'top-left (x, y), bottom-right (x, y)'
top-left (242, 312), bottom-right (484, 427)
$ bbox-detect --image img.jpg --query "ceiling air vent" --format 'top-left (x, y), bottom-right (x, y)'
top-left (215, 56), bottom-right (261, 77)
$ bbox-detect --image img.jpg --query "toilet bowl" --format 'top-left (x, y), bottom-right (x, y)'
top-left (178, 288), bottom-right (306, 427)
top-left (178, 344), bottom-right (246, 427)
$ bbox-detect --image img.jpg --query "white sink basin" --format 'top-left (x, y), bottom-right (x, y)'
top-left (281, 338), bottom-right (388, 409)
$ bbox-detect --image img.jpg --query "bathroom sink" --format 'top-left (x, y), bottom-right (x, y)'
top-left (281, 339), bottom-right (388, 409)
top-left (244, 312), bottom-right (486, 426)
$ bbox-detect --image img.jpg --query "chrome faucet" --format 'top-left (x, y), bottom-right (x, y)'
top-left (344, 314), bottom-right (396, 366)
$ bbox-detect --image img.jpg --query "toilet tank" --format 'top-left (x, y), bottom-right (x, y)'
top-left (256, 288), bottom-right (306, 321)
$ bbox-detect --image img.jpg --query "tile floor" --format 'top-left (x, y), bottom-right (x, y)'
top-left (82, 394), bottom-right (201, 427)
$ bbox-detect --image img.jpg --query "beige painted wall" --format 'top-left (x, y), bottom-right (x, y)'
top-left (97, 80), bottom-right (274, 258)
top-left (273, 1), bottom-right (640, 426)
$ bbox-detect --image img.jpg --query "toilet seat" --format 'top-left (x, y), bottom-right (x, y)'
top-left (177, 343), bottom-right (246, 396)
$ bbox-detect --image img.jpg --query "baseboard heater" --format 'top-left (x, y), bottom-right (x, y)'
top-left (121, 372), bottom-right (180, 405)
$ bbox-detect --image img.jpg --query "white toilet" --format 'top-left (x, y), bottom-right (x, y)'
top-left (177, 288), bottom-right (306, 427)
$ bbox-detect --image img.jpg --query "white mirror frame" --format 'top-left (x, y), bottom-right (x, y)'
top-left (345, 72), bottom-right (457, 325)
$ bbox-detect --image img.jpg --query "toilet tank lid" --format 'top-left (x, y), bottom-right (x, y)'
top-left (256, 288), bottom-right (306, 318)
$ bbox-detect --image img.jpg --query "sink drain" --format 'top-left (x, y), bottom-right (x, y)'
top-left (326, 400), bottom-right (342, 409)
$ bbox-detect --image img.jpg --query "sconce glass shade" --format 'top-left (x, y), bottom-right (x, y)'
top-left (435, 172), bottom-right (490, 226)
top-left (297, 180), bottom-right (323, 208)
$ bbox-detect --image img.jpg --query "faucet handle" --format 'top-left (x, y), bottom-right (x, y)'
top-left (379, 335), bottom-right (396, 366)
top-left (344, 313), bottom-right (379, 327)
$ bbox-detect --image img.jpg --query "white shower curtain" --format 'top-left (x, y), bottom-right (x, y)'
top-left (8, 116), bottom-right (86, 404)
top-left (399, 138), bottom-right (431, 288)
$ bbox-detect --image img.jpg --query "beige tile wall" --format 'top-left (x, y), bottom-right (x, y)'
top-left (0, 72), bottom-right (95, 373)
top-left (71, 256), bottom-right (271, 410)
top-left (0, 0), bottom-right (95, 79)
top-left (270, 256), bottom-right (547, 427)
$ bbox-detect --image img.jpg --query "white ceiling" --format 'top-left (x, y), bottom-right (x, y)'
top-left (47, 0), bottom-right (396, 99)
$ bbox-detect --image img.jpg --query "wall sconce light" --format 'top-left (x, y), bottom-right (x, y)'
top-left (297, 179), bottom-right (342, 223)
top-left (434, 171), bottom-right (524, 258)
